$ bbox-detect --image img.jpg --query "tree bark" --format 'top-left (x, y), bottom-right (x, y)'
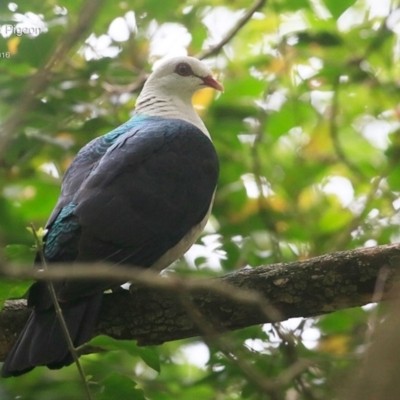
top-left (1, 243), bottom-right (400, 361)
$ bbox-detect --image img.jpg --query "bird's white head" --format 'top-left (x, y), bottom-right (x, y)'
top-left (146, 56), bottom-right (224, 97)
top-left (135, 56), bottom-right (223, 136)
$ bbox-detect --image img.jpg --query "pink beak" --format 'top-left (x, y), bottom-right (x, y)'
top-left (202, 75), bottom-right (224, 92)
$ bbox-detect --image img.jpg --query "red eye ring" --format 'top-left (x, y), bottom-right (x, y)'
top-left (175, 62), bottom-right (193, 77)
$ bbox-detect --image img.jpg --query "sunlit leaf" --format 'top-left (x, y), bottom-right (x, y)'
top-left (318, 334), bottom-right (350, 355)
top-left (388, 164), bottom-right (400, 191)
top-left (324, 0), bottom-right (357, 19)
top-left (7, 37), bottom-right (20, 55)
top-left (98, 373), bottom-right (146, 400)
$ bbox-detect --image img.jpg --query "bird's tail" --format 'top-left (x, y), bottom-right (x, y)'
top-left (1, 293), bottom-right (102, 377)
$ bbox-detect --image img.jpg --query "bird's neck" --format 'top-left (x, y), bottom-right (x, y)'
top-left (134, 86), bottom-right (211, 138)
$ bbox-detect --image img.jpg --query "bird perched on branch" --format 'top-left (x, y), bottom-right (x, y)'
top-left (2, 56), bottom-right (222, 377)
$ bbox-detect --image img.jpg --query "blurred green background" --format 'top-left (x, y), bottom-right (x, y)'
top-left (1, 0), bottom-right (400, 398)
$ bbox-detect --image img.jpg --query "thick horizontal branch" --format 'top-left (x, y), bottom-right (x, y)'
top-left (1, 243), bottom-right (400, 361)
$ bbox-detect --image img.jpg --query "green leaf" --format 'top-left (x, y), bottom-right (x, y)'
top-left (4, 244), bottom-right (35, 264)
top-left (89, 335), bottom-right (160, 372)
top-left (274, 0), bottom-right (310, 11)
top-left (318, 207), bottom-right (353, 234)
top-left (318, 308), bottom-right (369, 333)
top-left (98, 373), bottom-right (146, 400)
top-left (0, 279), bottom-right (31, 308)
top-left (323, 0), bottom-right (356, 19)
top-left (295, 31), bottom-right (343, 47)
top-left (388, 164), bottom-right (400, 191)
top-left (137, 346), bottom-right (161, 373)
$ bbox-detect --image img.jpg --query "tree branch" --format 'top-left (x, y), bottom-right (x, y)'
top-left (196, 0), bottom-right (267, 60)
top-left (1, 243), bottom-right (400, 361)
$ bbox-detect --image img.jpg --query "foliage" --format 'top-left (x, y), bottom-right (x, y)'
top-left (1, 0), bottom-right (400, 398)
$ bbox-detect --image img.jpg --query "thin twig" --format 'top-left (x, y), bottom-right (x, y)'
top-left (26, 132), bottom-right (74, 150)
top-left (30, 225), bottom-right (94, 400)
top-left (177, 289), bottom-right (282, 396)
top-left (273, 324), bottom-right (320, 400)
top-left (179, 288), bottom-right (316, 396)
top-left (196, 0), bottom-right (267, 60)
top-left (334, 174), bottom-right (385, 249)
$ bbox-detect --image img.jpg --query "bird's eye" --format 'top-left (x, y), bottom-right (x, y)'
top-left (175, 63), bottom-right (193, 77)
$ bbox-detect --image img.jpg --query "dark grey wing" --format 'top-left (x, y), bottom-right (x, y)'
top-left (35, 118), bottom-right (219, 303)
top-left (45, 118), bottom-right (140, 229)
